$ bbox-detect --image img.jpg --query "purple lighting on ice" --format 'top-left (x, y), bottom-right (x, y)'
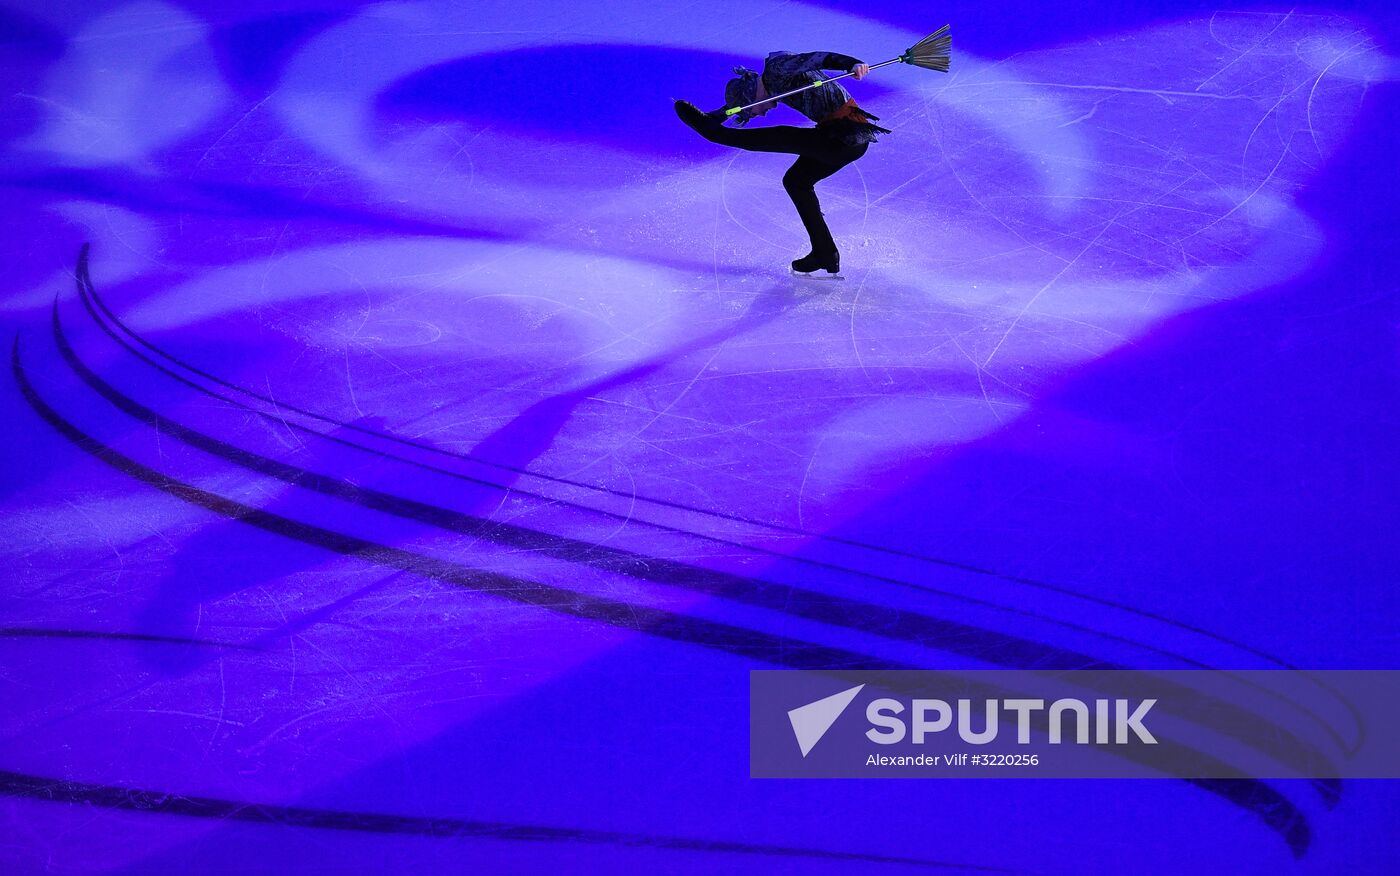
top-left (1, 0), bottom-right (1399, 872)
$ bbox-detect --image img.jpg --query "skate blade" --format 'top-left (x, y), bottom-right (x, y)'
top-left (791, 269), bottom-right (845, 281)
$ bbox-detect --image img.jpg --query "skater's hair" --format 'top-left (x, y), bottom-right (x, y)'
top-left (724, 66), bottom-right (760, 126)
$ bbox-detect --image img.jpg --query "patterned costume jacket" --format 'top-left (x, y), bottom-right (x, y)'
top-left (760, 50), bottom-right (891, 145)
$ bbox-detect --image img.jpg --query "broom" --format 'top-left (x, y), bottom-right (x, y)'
top-left (723, 26), bottom-right (951, 118)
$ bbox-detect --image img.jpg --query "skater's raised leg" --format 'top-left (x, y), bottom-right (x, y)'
top-left (675, 101), bottom-right (813, 154)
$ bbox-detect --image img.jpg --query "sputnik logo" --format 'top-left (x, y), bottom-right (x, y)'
top-left (788, 684), bottom-right (865, 757)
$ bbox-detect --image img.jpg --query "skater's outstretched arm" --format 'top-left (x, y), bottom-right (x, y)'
top-left (790, 51), bottom-right (870, 78)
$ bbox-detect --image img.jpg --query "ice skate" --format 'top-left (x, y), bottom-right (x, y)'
top-left (791, 250), bottom-right (843, 279)
top-left (674, 100), bottom-right (719, 134)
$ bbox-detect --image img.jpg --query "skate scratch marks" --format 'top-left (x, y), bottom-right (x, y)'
top-left (1197, 10), bottom-right (1295, 94)
top-left (980, 153), bottom-right (1208, 370)
top-left (1304, 39), bottom-right (1378, 153)
top-left (944, 81), bottom-right (1257, 101)
top-left (720, 151), bottom-right (790, 250)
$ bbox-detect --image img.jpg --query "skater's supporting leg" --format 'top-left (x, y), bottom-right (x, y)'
top-left (783, 148), bottom-right (866, 267)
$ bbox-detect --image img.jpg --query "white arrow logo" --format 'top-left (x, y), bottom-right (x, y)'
top-left (787, 684), bottom-right (865, 757)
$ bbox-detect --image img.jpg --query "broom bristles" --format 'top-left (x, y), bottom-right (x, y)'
top-left (903, 25), bottom-right (951, 73)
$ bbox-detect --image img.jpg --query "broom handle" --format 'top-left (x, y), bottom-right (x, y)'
top-left (723, 56), bottom-right (904, 117)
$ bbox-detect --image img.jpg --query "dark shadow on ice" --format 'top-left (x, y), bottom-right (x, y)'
top-left (464, 281), bottom-right (807, 498)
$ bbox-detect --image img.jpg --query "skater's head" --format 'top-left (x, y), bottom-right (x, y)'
top-left (725, 65), bottom-right (776, 124)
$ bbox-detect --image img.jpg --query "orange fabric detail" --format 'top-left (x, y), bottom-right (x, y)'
top-left (818, 99), bottom-right (872, 126)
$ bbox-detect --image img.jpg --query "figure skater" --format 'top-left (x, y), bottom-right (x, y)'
top-left (674, 50), bottom-right (889, 276)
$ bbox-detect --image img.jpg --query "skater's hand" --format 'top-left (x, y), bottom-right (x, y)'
top-left (851, 63), bottom-right (870, 80)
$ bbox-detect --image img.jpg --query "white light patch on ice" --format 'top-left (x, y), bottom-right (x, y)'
top-left (796, 395), bottom-right (1027, 511)
top-left (19, 1), bottom-right (231, 170)
top-left (123, 237), bottom-right (707, 372)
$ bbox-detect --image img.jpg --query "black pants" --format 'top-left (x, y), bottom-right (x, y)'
top-left (693, 123), bottom-right (868, 255)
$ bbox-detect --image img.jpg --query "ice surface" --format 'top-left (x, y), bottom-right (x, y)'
top-left (2, 1), bottom-right (1399, 873)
